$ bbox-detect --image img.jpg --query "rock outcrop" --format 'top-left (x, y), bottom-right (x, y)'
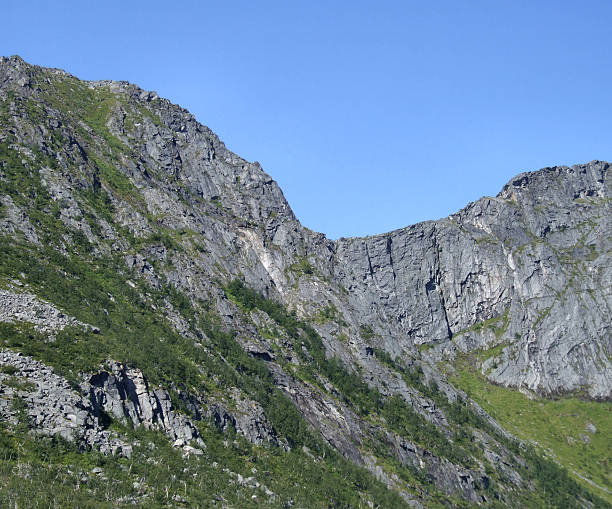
top-left (334, 162), bottom-right (611, 398)
top-left (0, 55), bottom-right (609, 507)
top-left (0, 349), bottom-right (283, 456)
top-left (0, 350), bottom-right (132, 456)
top-left (87, 362), bottom-right (204, 447)
top-left (206, 389), bottom-right (282, 447)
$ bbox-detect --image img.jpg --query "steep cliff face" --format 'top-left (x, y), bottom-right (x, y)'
top-left (335, 162), bottom-right (611, 399)
top-left (0, 55), bottom-right (610, 508)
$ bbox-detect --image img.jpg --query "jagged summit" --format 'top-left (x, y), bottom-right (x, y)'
top-left (2, 55), bottom-right (607, 241)
top-left (0, 57), bottom-right (610, 507)
top-left (1, 53), bottom-right (610, 398)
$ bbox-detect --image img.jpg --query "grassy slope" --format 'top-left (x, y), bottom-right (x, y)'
top-left (0, 418), bottom-right (412, 509)
top-left (0, 69), bottom-right (610, 508)
top-left (449, 354), bottom-right (612, 505)
top-left (0, 89), bottom-right (412, 508)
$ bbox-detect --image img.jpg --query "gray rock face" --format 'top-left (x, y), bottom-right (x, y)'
top-left (0, 55), bottom-right (610, 505)
top-left (0, 350), bottom-right (132, 457)
top-left (0, 350), bottom-right (208, 456)
top-left (334, 161), bottom-right (611, 399)
top-left (0, 347), bottom-right (282, 456)
top-left (87, 362), bottom-right (204, 447)
top-left (206, 398), bottom-right (281, 447)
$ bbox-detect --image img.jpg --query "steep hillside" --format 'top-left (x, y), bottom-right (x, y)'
top-left (0, 55), bottom-right (609, 508)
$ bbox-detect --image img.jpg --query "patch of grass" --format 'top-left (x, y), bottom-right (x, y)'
top-left (474, 235), bottom-right (499, 246)
top-left (0, 365), bottom-right (18, 375)
top-left (258, 326), bottom-right (277, 340)
top-left (533, 305), bottom-right (553, 327)
top-left (313, 303), bottom-right (347, 326)
top-left (449, 354), bottom-right (612, 505)
top-left (336, 332), bottom-right (349, 343)
top-left (454, 308), bottom-right (510, 340)
top-left (3, 376), bottom-right (35, 392)
top-left (288, 257), bottom-right (314, 277)
top-left (478, 342), bottom-right (510, 365)
top-left (417, 342), bottom-right (436, 353)
top-left (359, 324), bottom-right (377, 340)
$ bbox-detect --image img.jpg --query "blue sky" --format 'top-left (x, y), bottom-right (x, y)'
top-left (3, 1), bottom-right (612, 238)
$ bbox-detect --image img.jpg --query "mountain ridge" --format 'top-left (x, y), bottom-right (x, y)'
top-left (4, 54), bottom-right (604, 240)
top-left (0, 55), bottom-right (610, 508)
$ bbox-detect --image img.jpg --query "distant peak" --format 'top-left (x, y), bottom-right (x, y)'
top-left (0, 55), bottom-right (25, 65)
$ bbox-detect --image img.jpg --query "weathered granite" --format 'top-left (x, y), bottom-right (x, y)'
top-left (0, 55), bottom-right (609, 506)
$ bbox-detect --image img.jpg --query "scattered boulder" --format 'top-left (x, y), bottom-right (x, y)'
top-left (87, 362), bottom-right (204, 447)
top-left (0, 350), bottom-right (131, 457)
top-left (0, 289), bottom-right (97, 333)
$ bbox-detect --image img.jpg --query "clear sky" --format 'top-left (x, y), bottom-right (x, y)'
top-left (3, 1), bottom-right (612, 238)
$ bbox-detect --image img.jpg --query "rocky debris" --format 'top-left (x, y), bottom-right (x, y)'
top-left (224, 468), bottom-right (277, 502)
top-left (0, 288), bottom-right (97, 334)
top-left (0, 55), bottom-right (609, 505)
top-left (0, 350), bottom-right (131, 456)
top-left (87, 362), bottom-right (204, 448)
top-left (0, 194), bottom-right (40, 244)
top-left (206, 389), bottom-right (282, 447)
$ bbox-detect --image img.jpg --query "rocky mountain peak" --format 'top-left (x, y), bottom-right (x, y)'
top-left (0, 56), bottom-right (298, 231)
top-left (0, 56), bottom-right (610, 508)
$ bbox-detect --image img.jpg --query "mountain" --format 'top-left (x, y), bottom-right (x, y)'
top-left (0, 55), bottom-right (610, 508)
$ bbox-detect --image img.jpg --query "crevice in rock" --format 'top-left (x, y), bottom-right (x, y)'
top-left (432, 233), bottom-right (453, 341)
top-left (386, 236), bottom-right (397, 287)
top-left (365, 242), bottom-right (375, 279)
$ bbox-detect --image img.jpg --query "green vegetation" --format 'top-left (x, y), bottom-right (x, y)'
top-left (454, 308), bottom-right (510, 340)
top-left (0, 141), bottom-right (66, 246)
top-left (373, 349), bottom-right (611, 508)
top-left (0, 418), bottom-right (408, 508)
top-left (0, 365), bottom-right (18, 375)
top-left (226, 280), bottom-right (483, 471)
top-left (359, 324), bottom-right (377, 340)
top-left (313, 303), bottom-right (347, 326)
top-left (0, 235), bottom-right (203, 390)
top-left (449, 354), bottom-right (612, 505)
top-left (287, 257), bottom-right (314, 277)
top-left (3, 376), bottom-right (35, 392)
